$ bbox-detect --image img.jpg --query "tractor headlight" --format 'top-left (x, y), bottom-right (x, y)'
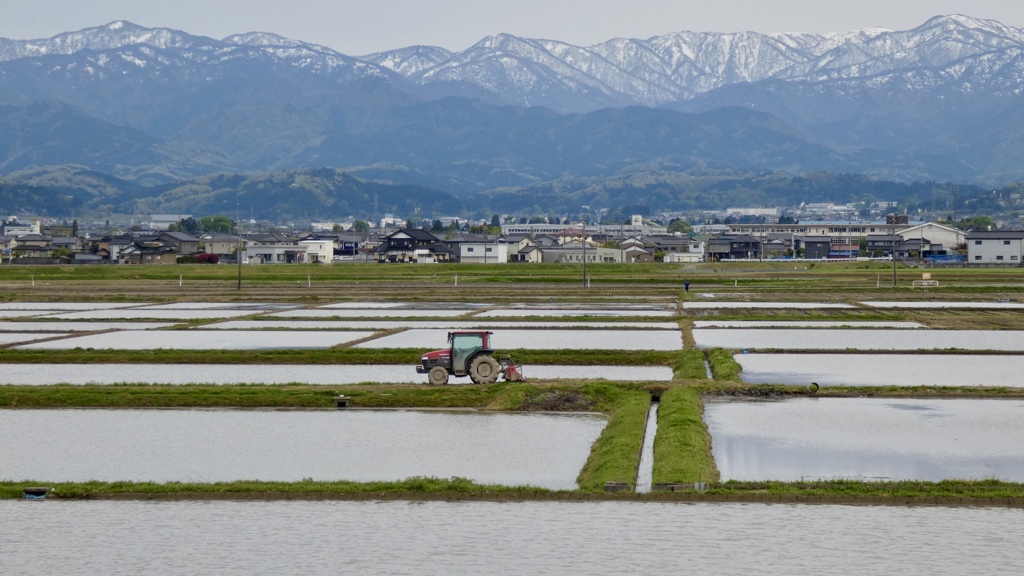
top-left (421, 356), bottom-right (429, 362)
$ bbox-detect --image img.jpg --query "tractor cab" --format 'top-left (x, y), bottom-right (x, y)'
top-left (416, 330), bottom-right (524, 385)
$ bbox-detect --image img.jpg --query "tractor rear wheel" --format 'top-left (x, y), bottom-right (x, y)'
top-left (428, 366), bottom-right (449, 386)
top-left (469, 355), bottom-right (500, 384)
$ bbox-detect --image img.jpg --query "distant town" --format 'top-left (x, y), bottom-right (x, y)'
top-left (1, 200), bottom-right (1018, 266)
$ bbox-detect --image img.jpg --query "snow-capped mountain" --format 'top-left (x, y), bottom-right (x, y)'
top-left (2, 15), bottom-right (1024, 187)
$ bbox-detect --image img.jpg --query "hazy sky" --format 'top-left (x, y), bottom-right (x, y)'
top-left (5, 0), bottom-right (1024, 55)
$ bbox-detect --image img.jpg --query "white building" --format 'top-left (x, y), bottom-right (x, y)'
top-left (299, 238), bottom-right (333, 264)
top-left (460, 241), bottom-right (508, 264)
top-left (967, 231), bottom-right (1024, 265)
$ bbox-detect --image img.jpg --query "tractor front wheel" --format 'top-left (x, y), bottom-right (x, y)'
top-left (469, 355), bottom-right (500, 384)
top-left (428, 366), bottom-right (450, 386)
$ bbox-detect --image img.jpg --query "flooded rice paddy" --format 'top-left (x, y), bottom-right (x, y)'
top-left (0, 310), bottom-right (55, 318)
top-left (693, 328), bottom-right (1024, 351)
top-left (692, 320), bottom-right (927, 329)
top-left (476, 309), bottom-right (677, 317)
top-left (0, 364), bottom-right (674, 385)
top-left (19, 330), bottom-right (377, 350)
top-left (0, 333), bottom-right (69, 345)
top-left (356, 328), bottom-right (682, 350)
top-left (135, 303), bottom-right (300, 311)
top-left (683, 301), bottom-right (855, 309)
top-left (737, 353), bottom-right (1024, 387)
top-left (0, 409), bottom-right (605, 488)
top-left (863, 301), bottom-right (1024, 309)
top-left (0, 302), bottom-right (145, 310)
top-left (3, 500), bottom-right (1020, 575)
top-left (270, 309), bottom-right (474, 318)
top-left (0, 321), bottom-right (176, 332)
top-left (205, 320), bottom-right (681, 330)
top-left (47, 309), bottom-right (261, 320)
top-left (706, 397), bottom-right (1024, 482)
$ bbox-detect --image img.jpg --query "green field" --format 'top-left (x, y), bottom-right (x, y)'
top-left (3, 261), bottom-right (1024, 503)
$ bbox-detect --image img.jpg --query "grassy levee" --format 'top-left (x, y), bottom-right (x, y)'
top-left (651, 387), bottom-right (718, 484)
top-left (0, 381), bottom-right (629, 409)
top-left (704, 479), bottom-right (1024, 499)
top-left (576, 386), bottom-right (651, 492)
top-left (706, 349), bottom-right (742, 381)
top-left (673, 350), bottom-right (708, 380)
top-left (0, 477), bottom-right (545, 500)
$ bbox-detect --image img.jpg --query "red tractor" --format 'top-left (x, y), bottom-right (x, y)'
top-left (416, 330), bottom-right (525, 385)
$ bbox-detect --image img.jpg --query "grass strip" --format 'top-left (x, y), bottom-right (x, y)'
top-left (0, 382), bottom-right (625, 410)
top-left (0, 477), bottom-right (546, 499)
top-left (704, 479), bottom-right (1024, 499)
top-left (672, 350), bottom-right (708, 380)
top-left (707, 349), bottom-right (742, 381)
top-left (652, 387), bottom-right (718, 484)
top-left (576, 386), bottom-right (651, 492)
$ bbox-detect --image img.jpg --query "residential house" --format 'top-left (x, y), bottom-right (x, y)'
top-left (460, 240), bottom-right (508, 264)
top-left (540, 243), bottom-right (620, 263)
top-left (157, 232), bottom-right (199, 255)
top-left (502, 233), bottom-right (542, 263)
top-left (203, 234), bottom-right (244, 259)
top-left (376, 229), bottom-right (451, 263)
top-left (707, 235), bottom-right (761, 260)
top-left (794, 236), bottom-right (832, 259)
top-left (299, 237), bottom-right (333, 263)
top-left (244, 233), bottom-right (307, 264)
top-left (335, 232), bottom-right (368, 258)
top-left (967, 230), bottom-right (1024, 265)
top-left (119, 241), bottom-right (178, 265)
top-left (10, 234), bottom-right (58, 258)
top-left (620, 237), bottom-right (654, 263)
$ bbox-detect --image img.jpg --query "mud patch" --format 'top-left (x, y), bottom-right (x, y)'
top-left (518, 391), bottom-right (595, 412)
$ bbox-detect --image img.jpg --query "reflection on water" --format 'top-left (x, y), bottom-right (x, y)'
top-left (358, 329), bottom-right (682, 350)
top-left (695, 328), bottom-right (1024, 351)
top-left (706, 398), bottom-right (1024, 481)
top-left (0, 409), bottom-right (604, 489)
top-left (2, 500), bottom-right (1020, 575)
top-left (737, 353), bottom-right (1024, 387)
top-left (19, 330), bottom-right (378, 350)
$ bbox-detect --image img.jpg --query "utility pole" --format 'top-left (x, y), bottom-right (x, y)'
top-left (951, 185), bottom-right (958, 227)
top-left (581, 220), bottom-right (587, 289)
top-left (890, 215), bottom-right (897, 288)
top-left (236, 196), bottom-right (243, 290)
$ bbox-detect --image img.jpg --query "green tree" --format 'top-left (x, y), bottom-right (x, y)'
top-left (352, 220), bottom-right (370, 233)
top-left (199, 216), bottom-right (235, 234)
top-left (667, 219), bottom-right (692, 234)
top-left (431, 219), bottom-right (445, 232)
top-left (171, 217), bottom-right (201, 235)
top-left (490, 214), bottom-right (501, 227)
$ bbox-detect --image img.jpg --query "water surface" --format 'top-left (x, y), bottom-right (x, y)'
top-left (863, 301), bottom-right (1024, 309)
top-left (208, 320), bottom-right (680, 330)
top-left (706, 397), bottom-right (1024, 481)
top-left (19, 330), bottom-right (377, 350)
top-left (49, 310), bottom-right (259, 320)
top-left (693, 320), bottom-right (926, 329)
top-left (0, 321), bottom-right (176, 332)
top-left (694, 328), bottom-right (1024, 351)
top-left (0, 409), bottom-right (604, 488)
top-left (2, 501), bottom-right (1019, 575)
top-left (737, 353), bottom-right (1024, 387)
top-left (357, 329), bottom-right (682, 350)
top-left (684, 302), bottom-right (854, 309)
